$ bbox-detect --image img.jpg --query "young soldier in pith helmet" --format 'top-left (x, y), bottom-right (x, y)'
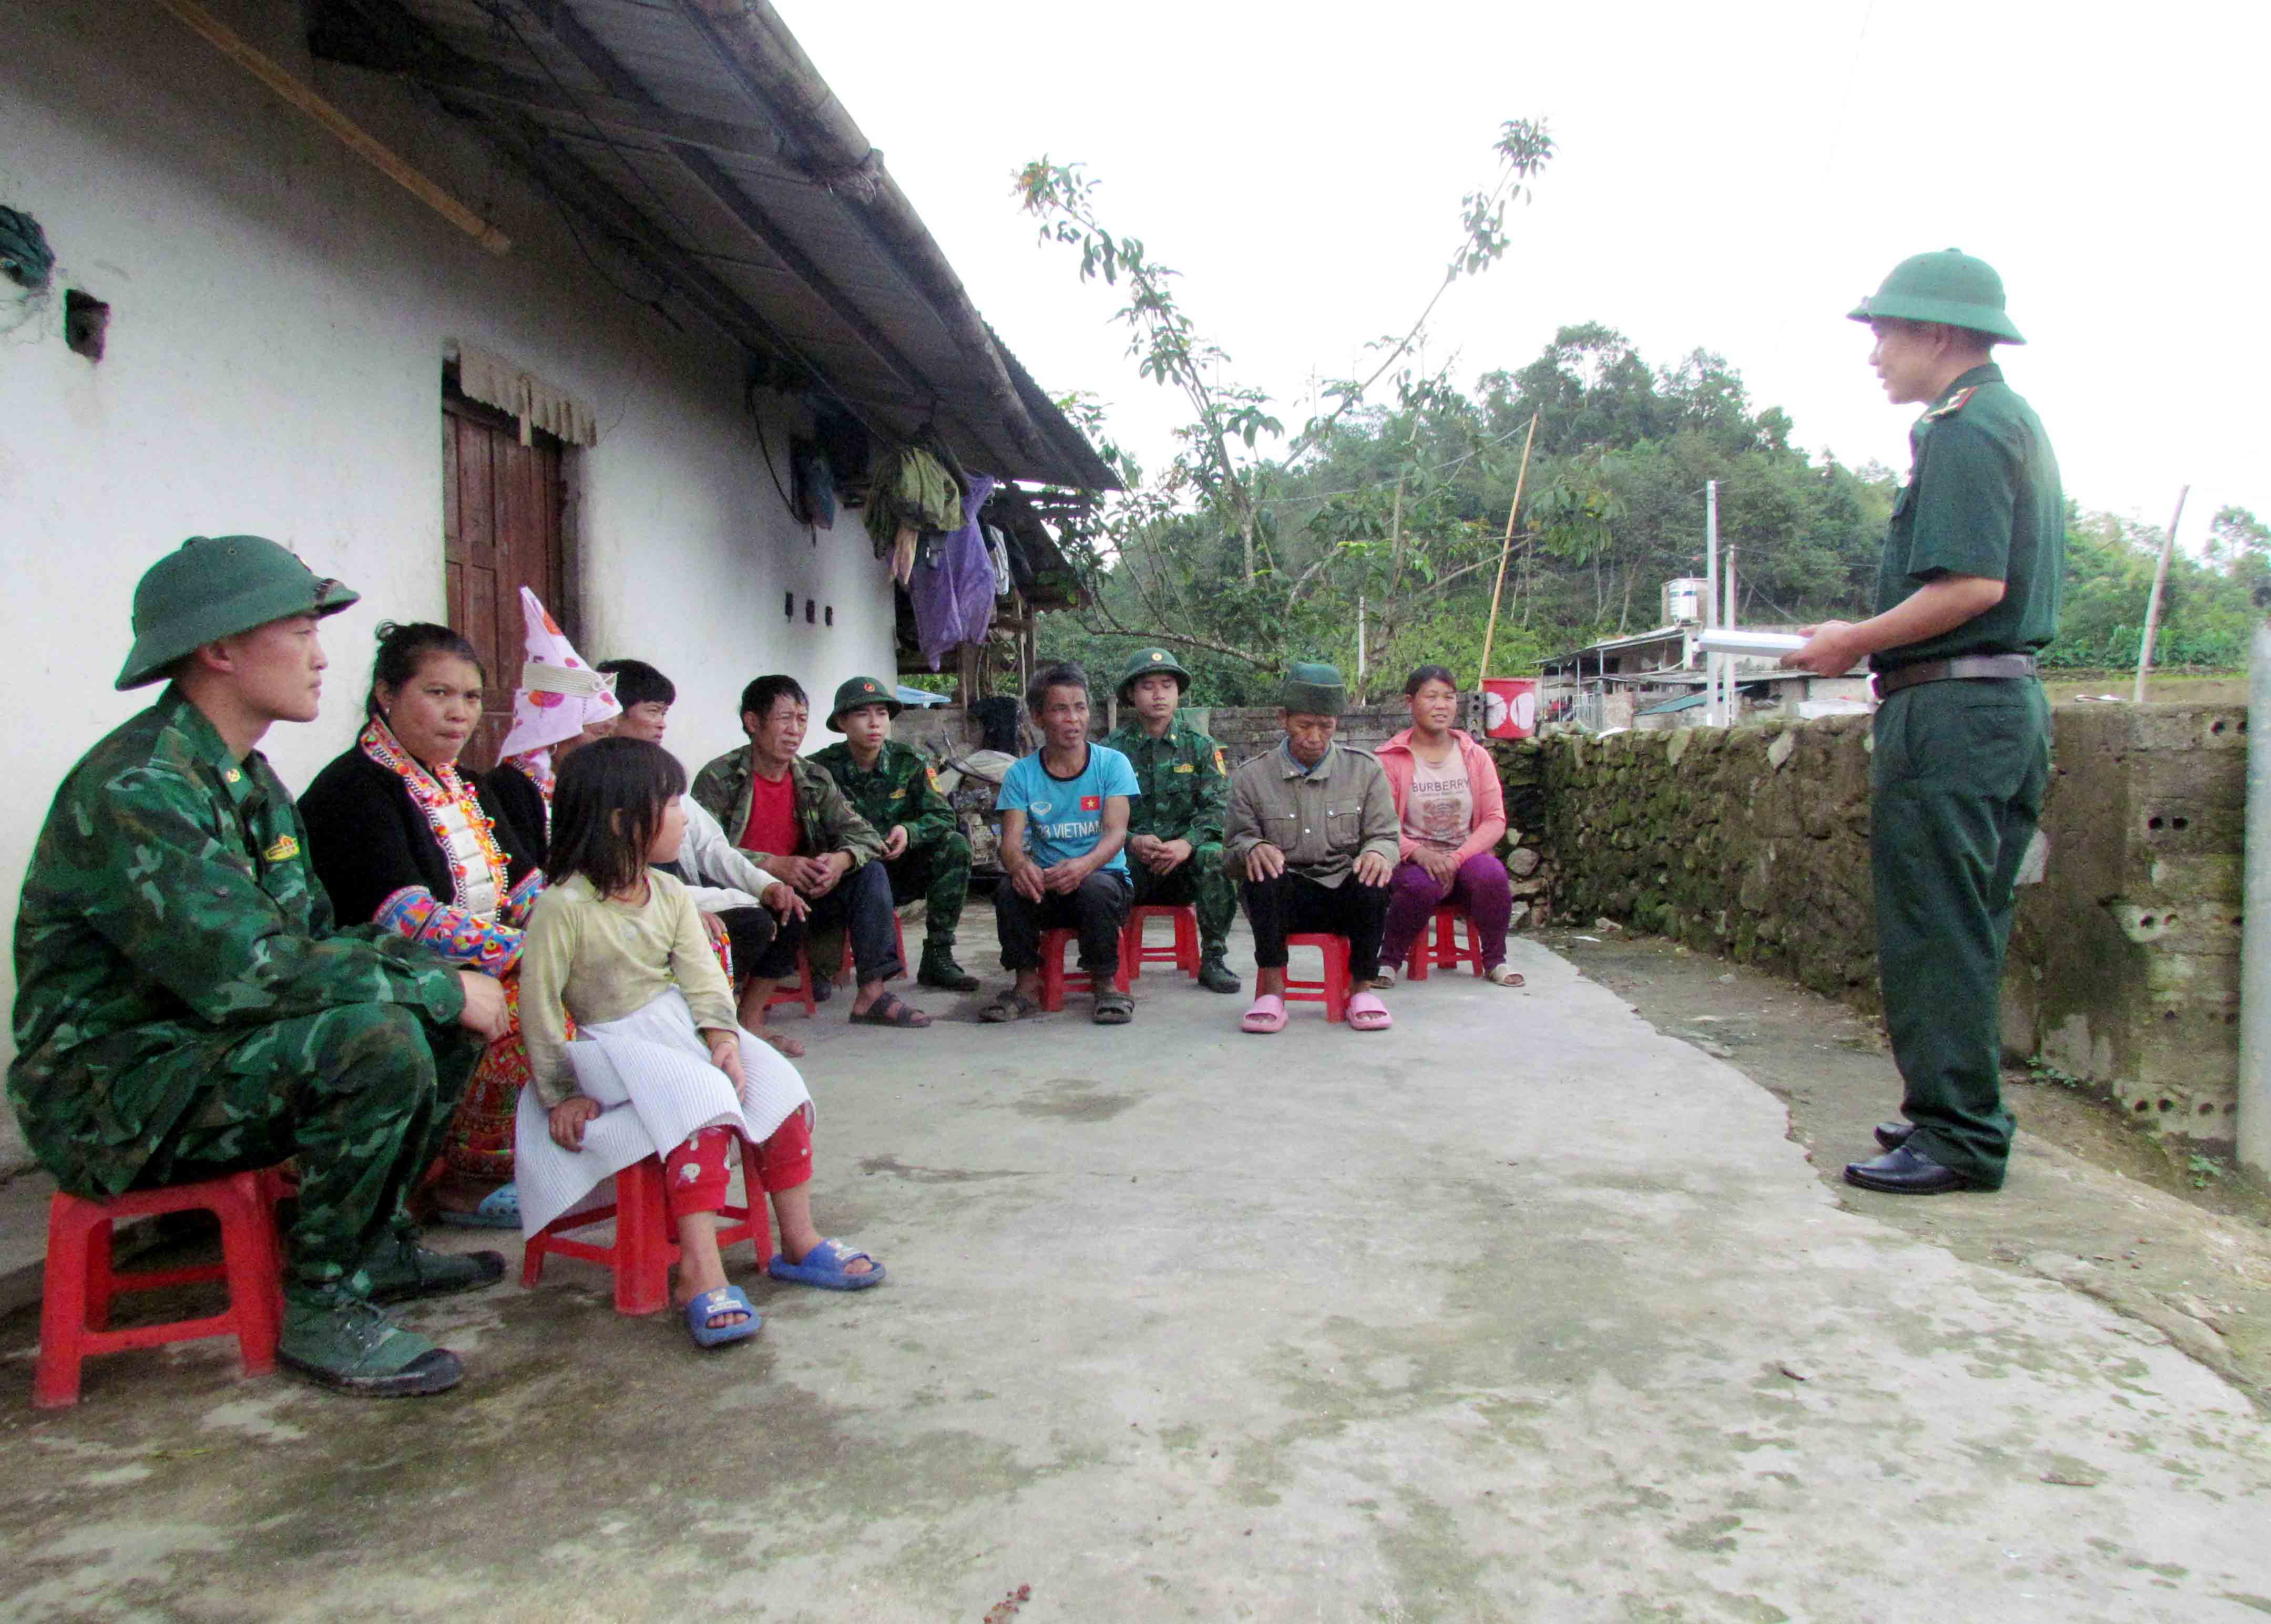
top-left (8, 536), bottom-right (515, 1396)
top-left (1783, 250), bottom-right (2062, 1196)
top-left (1101, 647), bottom-right (1241, 993)
top-left (809, 675), bottom-right (980, 992)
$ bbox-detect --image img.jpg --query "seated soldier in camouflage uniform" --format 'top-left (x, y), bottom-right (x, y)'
top-left (7, 537), bottom-right (513, 1397)
top-left (809, 676), bottom-right (979, 992)
top-left (1101, 649), bottom-right (1242, 993)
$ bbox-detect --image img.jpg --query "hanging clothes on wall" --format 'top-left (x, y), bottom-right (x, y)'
top-left (791, 438), bottom-right (836, 530)
top-left (908, 473), bottom-right (999, 670)
top-left (862, 444), bottom-right (961, 560)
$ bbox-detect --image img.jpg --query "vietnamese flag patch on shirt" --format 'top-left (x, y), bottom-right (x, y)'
top-left (1080, 795), bottom-right (1102, 811)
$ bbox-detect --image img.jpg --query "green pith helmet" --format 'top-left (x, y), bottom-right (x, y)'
top-left (1847, 248), bottom-right (2026, 344)
top-left (825, 674), bottom-right (903, 731)
top-left (1114, 645), bottom-right (1193, 704)
top-left (116, 535), bottom-right (360, 691)
top-left (1280, 661), bottom-right (1347, 717)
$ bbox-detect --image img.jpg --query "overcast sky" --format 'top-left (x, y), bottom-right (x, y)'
top-left (782, 0), bottom-right (2268, 550)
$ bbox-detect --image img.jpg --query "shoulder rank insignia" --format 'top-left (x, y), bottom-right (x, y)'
top-left (1172, 762), bottom-right (1195, 774)
top-left (1924, 386), bottom-right (1978, 421)
top-left (1212, 747), bottom-right (1227, 775)
top-left (263, 833), bottom-right (301, 863)
top-left (925, 766), bottom-right (942, 790)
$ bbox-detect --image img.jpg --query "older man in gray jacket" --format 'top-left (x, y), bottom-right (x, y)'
top-left (1222, 662), bottom-right (1399, 1033)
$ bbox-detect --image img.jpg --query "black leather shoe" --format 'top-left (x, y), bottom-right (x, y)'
top-left (1873, 1121), bottom-right (1915, 1152)
top-left (1844, 1144), bottom-right (1970, 1195)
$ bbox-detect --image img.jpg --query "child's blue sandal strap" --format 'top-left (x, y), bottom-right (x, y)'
top-left (683, 1285), bottom-right (762, 1347)
top-left (768, 1239), bottom-right (885, 1291)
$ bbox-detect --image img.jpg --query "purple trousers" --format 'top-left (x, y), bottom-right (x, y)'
top-left (1379, 850), bottom-right (1513, 971)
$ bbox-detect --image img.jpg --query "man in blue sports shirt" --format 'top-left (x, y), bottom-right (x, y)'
top-left (981, 662), bottom-right (1138, 1026)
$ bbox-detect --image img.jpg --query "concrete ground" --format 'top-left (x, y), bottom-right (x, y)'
top-left (3, 904), bottom-right (2268, 1623)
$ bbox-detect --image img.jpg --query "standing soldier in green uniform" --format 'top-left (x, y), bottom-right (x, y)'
top-left (810, 676), bottom-right (979, 992)
top-left (8, 536), bottom-right (513, 1395)
top-left (1783, 250), bottom-right (2061, 1196)
top-left (1101, 648), bottom-right (1242, 993)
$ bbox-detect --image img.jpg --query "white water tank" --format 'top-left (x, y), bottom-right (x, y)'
top-left (1662, 577), bottom-right (1707, 626)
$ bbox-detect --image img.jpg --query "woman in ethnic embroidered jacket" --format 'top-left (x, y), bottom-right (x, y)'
top-left (300, 623), bottom-right (546, 1226)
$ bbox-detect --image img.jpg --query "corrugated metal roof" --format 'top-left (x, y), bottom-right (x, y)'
top-left (309, 0), bottom-right (1114, 490)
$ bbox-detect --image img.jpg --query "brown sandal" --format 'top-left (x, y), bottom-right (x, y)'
top-left (849, 990), bottom-right (931, 1027)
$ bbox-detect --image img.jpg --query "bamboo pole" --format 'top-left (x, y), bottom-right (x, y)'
top-left (1476, 413), bottom-right (1541, 689)
top-left (151, 0), bottom-right (513, 255)
top-left (2134, 485), bottom-right (2192, 703)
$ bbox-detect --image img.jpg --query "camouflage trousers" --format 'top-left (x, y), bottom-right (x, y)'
top-left (882, 830), bottom-right (972, 949)
top-left (137, 1004), bottom-right (485, 1299)
top-left (1129, 841), bottom-right (1236, 955)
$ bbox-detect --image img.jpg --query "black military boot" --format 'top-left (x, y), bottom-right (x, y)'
top-left (1197, 948), bottom-right (1242, 994)
top-left (918, 941), bottom-right (980, 992)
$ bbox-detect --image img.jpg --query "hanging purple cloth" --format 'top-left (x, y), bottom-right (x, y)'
top-left (910, 472), bottom-right (998, 670)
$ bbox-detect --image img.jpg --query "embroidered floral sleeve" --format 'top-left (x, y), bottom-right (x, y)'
top-left (503, 868), bottom-right (548, 930)
top-left (373, 886), bottom-right (524, 978)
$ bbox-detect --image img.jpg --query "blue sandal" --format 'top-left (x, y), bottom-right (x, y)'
top-left (682, 1285), bottom-right (762, 1347)
top-left (768, 1239), bottom-right (885, 1291)
top-left (434, 1183), bottom-right (520, 1230)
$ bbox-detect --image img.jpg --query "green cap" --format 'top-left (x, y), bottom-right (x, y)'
top-left (116, 535), bottom-right (359, 691)
top-left (825, 674), bottom-right (903, 731)
top-left (1114, 646), bottom-right (1193, 703)
top-left (1280, 661), bottom-right (1347, 717)
top-left (1847, 248), bottom-right (2026, 344)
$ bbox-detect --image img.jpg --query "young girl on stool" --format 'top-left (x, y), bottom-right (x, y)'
top-left (516, 737), bottom-right (883, 1347)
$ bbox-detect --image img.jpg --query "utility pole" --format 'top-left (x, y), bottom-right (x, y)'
top-left (1704, 482), bottom-right (1720, 725)
top-left (2244, 613), bottom-right (2271, 1175)
top-left (2134, 485), bottom-right (2192, 703)
top-left (1356, 593), bottom-right (1368, 701)
top-left (1723, 532), bottom-right (1739, 725)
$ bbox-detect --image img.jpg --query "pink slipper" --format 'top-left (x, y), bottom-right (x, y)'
top-left (1346, 991), bottom-right (1393, 1032)
top-left (1241, 994), bottom-right (1288, 1034)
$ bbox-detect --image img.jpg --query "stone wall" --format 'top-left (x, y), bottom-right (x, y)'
top-left (1532, 705), bottom-right (2247, 1152)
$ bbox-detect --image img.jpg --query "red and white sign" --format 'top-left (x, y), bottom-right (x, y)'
top-left (1482, 677), bottom-right (1538, 739)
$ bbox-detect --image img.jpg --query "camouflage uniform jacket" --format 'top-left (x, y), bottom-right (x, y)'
top-left (690, 746), bottom-right (885, 868)
top-left (807, 740), bottom-right (956, 851)
top-left (1101, 716), bottom-right (1230, 847)
top-left (8, 686), bottom-right (469, 1196)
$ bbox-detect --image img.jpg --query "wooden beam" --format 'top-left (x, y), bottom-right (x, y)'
top-left (152, 0), bottom-right (511, 253)
top-left (401, 59), bottom-right (785, 162)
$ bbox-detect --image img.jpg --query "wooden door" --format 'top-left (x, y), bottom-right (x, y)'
top-left (443, 393), bottom-right (566, 770)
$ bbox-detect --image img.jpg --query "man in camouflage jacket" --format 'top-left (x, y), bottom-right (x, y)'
top-left (9, 536), bottom-right (512, 1397)
top-left (809, 676), bottom-right (979, 991)
top-left (692, 674), bottom-right (930, 1029)
top-left (1102, 648), bottom-right (1242, 992)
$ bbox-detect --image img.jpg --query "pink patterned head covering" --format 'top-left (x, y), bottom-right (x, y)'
top-left (496, 587), bottom-right (619, 759)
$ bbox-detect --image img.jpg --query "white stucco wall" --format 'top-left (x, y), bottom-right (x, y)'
top-left (0, 0), bottom-right (903, 1090)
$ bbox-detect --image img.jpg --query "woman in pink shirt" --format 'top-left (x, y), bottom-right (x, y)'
top-left (1372, 666), bottom-right (1523, 986)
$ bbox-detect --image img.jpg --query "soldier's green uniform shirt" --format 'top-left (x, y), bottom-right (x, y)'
top-left (806, 740), bottom-right (956, 849)
top-left (9, 686), bottom-right (469, 1199)
top-left (1102, 714), bottom-right (1238, 955)
top-left (1101, 716), bottom-right (1231, 847)
top-left (1867, 362), bottom-right (2061, 1191)
top-left (1873, 363), bottom-right (2062, 669)
top-left (807, 738), bottom-right (971, 952)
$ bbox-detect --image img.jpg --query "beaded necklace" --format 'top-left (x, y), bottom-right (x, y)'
top-left (359, 715), bottom-right (512, 918)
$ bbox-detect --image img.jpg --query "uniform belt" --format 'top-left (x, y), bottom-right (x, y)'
top-left (1871, 653), bottom-right (2038, 698)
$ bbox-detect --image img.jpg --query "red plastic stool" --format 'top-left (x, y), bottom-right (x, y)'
top-left (1123, 904), bottom-right (1201, 982)
top-left (1037, 927), bottom-right (1133, 1012)
top-left (33, 1166), bottom-right (291, 1408)
top-left (1281, 932), bottom-right (1351, 1023)
top-left (1406, 903), bottom-right (1485, 980)
top-left (520, 1155), bottom-right (773, 1316)
top-left (761, 950), bottom-right (818, 1018)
